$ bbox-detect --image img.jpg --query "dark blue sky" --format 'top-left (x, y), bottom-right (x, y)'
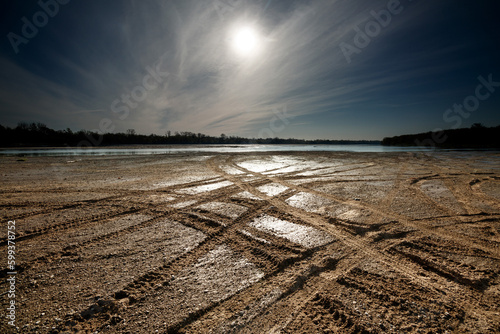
top-left (1, 0), bottom-right (499, 140)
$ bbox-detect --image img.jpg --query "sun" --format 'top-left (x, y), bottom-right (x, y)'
top-left (231, 26), bottom-right (260, 57)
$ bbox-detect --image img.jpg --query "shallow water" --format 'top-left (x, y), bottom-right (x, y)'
top-left (176, 180), bottom-right (233, 194)
top-left (256, 183), bottom-right (289, 197)
top-left (249, 214), bottom-right (334, 248)
top-left (0, 144), bottom-right (470, 156)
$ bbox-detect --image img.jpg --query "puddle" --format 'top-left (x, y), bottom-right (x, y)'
top-left (256, 183), bottom-right (289, 197)
top-left (237, 160), bottom-right (287, 173)
top-left (176, 180), bottom-right (233, 194)
top-left (248, 214), bottom-right (334, 248)
top-left (238, 156), bottom-right (307, 174)
top-left (196, 202), bottom-right (248, 219)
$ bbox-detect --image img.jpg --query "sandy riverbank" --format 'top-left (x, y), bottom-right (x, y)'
top-left (1, 151), bottom-right (499, 333)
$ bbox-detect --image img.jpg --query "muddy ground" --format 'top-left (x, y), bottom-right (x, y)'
top-left (1, 151), bottom-right (499, 333)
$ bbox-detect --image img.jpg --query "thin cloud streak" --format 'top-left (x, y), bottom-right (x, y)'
top-left (0, 0), bottom-right (498, 139)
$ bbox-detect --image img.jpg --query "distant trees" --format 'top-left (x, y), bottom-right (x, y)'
top-left (0, 122), bottom-right (381, 148)
top-left (382, 124), bottom-right (500, 148)
top-left (471, 123), bottom-right (485, 129)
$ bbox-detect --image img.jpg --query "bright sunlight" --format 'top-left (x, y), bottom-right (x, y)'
top-left (231, 26), bottom-right (260, 57)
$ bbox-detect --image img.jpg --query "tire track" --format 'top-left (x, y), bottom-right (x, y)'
top-left (205, 155), bottom-right (499, 324)
top-left (220, 155), bottom-right (500, 257)
top-left (3, 152), bottom-right (498, 333)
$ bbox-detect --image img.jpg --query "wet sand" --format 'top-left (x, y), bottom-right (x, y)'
top-left (1, 151), bottom-right (499, 333)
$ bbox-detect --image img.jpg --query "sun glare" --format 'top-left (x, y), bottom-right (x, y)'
top-left (231, 26), bottom-right (260, 57)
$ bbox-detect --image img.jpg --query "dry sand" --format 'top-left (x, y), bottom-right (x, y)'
top-left (1, 151), bottom-right (499, 333)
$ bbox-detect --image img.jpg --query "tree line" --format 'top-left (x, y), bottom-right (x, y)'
top-left (382, 124), bottom-right (500, 148)
top-left (0, 122), bottom-right (380, 147)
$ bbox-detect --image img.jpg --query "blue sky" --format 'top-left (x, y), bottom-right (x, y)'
top-left (1, 0), bottom-right (499, 140)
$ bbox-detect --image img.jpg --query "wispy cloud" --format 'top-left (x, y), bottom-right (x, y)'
top-left (1, 0), bottom-right (498, 139)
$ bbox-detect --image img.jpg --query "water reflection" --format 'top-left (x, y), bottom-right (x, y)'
top-left (0, 144), bottom-right (495, 157)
